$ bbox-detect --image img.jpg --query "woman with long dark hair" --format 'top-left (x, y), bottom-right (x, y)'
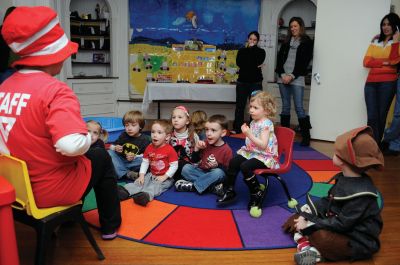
top-left (363, 13), bottom-right (400, 145)
top-left (232, 31), bottom-right (266, 133)
top-left (275, 17), bottom-right (313, 146)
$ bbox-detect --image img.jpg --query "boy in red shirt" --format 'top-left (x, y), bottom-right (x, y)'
top-left (176, 114), bottom-right (233, 195)
top-left (122, 120), bottom-right (178, 206)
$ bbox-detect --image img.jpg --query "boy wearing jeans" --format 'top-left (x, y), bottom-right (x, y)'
top-left (176, 115), bottom-right (233, 194)
top-left (108, 110), bottom-right (150, 179)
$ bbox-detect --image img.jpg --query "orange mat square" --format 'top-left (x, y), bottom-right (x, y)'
top-left (307, 171), bottom-right (340, 183)
top-left (84, 200), bottom-right (177, 240)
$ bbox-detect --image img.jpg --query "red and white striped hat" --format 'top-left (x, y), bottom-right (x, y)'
top-left (1, 6), bottom-right (78, 67)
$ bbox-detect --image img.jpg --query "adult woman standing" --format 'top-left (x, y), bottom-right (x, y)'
top-left (233, 31), bottom-right (266, 133)
top-left (363, 13), bottom-right (399, 145)
top-left (275, 17), bottom-right (313, 146)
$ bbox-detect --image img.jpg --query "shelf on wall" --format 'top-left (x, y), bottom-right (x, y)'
top-left (77, 48), bottom-right (110, 51)
top-left (72, 62), bottom-right (110, 65)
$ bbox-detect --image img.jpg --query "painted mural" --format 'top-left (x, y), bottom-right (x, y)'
top-left (128, 0), bottom-right (261, 95)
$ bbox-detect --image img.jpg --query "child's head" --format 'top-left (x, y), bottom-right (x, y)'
top-left (205, 114), bottom-right (228, 145)
top-left (334, 126), bottom-right (384, 173)
top-left (171, 105), bottom-right (191, 132)
top-left (249, 90), bottom-right (277, 121)
top-left (122, 110), bottom-right (145, 137)
top-left (1, 6), bottom-right (78, 74)
top-left (191, 110), bottom-right (207, 134)
top-left (86, 120), bottom-right (108, 145)
top-left (151, 119), bottom-right (173, 147)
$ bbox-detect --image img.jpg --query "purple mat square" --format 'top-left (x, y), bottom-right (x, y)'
top-left (293, 150), bottom-right (329, 160)
top-left (233, 206), bottom-right (295, 249)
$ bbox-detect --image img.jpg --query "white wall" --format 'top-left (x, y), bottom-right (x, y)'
top-left (309, 0), bottom-right (391, 141)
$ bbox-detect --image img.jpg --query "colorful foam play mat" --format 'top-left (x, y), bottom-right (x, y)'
top-left (82, 135), bottom-right (381, 250)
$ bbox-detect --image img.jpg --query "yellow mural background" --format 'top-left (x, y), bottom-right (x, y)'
top-left (129, 44), bottom-right (238, 96)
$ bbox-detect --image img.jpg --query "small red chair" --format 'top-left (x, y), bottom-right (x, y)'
top-left (251, 126), bottom-right (298, 217)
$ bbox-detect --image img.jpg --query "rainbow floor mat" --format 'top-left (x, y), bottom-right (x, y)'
top-left (83, 137), bottom-right (341, 250)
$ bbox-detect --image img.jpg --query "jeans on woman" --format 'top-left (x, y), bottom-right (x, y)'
top-left (181, 164), bottom-right (225, 193)
top-left (364, 81), bottom-right (396, 143)
top-left (383, 80), bottom-right (400, 151)
top-left (233, 81), bottom-right (262, 131)
top-left (278, 83), bottom-right (306, 118)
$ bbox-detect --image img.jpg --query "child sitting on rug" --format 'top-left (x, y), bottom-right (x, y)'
top-left (282, 126), bottom-right (383, 265)
top-left (108, 110), bottom-right (151, 180)
top-left (169, 106), bottom-right (199, 180)
top-left (217, 91), bottom-right (280, 207)
top-left (176, 114), bottom-right (233, 195)
top-left (191, 110), bottom-right (207, 140)
top-left (121, 120), bottom-right (178, 206)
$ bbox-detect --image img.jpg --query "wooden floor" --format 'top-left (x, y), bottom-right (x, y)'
top-left (15, 140), bottom-right (400, 265)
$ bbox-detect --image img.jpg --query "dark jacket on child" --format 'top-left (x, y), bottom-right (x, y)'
top-left (300, 173), bottom-right (382, 261)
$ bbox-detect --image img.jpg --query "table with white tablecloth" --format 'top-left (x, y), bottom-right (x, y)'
top-left (142, 83), bottom-right (236, 118)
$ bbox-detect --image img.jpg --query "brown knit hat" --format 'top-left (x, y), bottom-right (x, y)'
top-left (334, 126), bottom-right (384, 171)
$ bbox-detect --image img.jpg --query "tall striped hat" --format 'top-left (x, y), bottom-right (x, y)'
top-left (1, 6), bottom-right (78, 67)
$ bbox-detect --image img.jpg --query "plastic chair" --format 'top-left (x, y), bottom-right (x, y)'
top-left (250, 126), bottom-right (298, 217)
top-left (0, 175), bottom-right (19, 265)
top-left (0, 154), bottom-right (105, 265)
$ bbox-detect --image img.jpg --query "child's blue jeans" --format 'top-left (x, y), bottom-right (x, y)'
top-left (108, 150), bottom-right (143, 179)
top-left (181, 164), bottom-right (225, 193)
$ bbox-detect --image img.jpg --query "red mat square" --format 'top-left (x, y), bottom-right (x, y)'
top-left (144, 207), bottom-right (243, 249)
top-left (294, 160), bottom-right (340, 171)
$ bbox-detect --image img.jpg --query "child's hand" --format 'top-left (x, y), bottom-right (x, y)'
top-left (294, 216), bottom-right (308, 231)
top-left (155, 174), bottom-right (168, 182)
top-left (115, 145), bottom-right (123, 153)
top-left (241, 123), bottom-right (250, 135)
top-left (394, 30), bottom-right (400, 43)
top-left (138, 173), bottom-right (145, 185)
top-left (205, 154), bottom-right (218, 169)
top-left (126, 152), bottom-right (135, 161)
top-left (195, 140), bottom-right (206, 151)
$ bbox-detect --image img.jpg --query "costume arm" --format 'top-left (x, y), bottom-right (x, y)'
top-left (55, 133), bottom-right (91, 156)
top-left (301, 196), bottom-right (375, 235)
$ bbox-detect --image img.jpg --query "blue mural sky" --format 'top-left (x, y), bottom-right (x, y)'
top-left (129, 0), bottom-right (260, 48)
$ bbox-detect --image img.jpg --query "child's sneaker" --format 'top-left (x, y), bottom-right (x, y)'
top-left (126, 171), bottom-right (139, 180)
top-left (132, 192), bottom-right (150, 206)
top-left (101, 231), bottom-right (117, 240)
top-left (175, 179), bottom-right (194, 192)
top-left (209, 183), bottom-right (224, 196)
top-left (294, 247), bottom-right (320, 265)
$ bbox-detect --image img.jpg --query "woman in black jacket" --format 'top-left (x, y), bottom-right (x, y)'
top-left (276, 17), bottom-right (313, 146)
top-left (232, 31), bottom-right (266, 133)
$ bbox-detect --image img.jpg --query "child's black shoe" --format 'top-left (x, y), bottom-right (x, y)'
top-left (132, 192), bottom-right (150, 206)
top-left (217, 189), bottom-right (236, 206)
